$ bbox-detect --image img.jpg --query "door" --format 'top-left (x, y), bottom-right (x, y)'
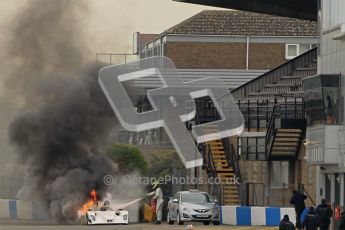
top-left (325, 174), bottom-right (331, 203)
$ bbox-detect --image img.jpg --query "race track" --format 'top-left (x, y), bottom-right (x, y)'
top-left (0, 221), bottom-right (279, 230)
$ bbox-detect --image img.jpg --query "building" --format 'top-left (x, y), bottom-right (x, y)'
top-left (177, 0), bottom-right (345, 228)
top-left (303, 0), bottom-right (345, 213)
top-left (138, 10), bottom-right (317, 70)
top-left (114, 10), bottom-right (319, 207)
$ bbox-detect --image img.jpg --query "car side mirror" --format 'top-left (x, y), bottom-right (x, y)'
top-left (172, 199), bottom-right (179, 203)
top-left (214, 199), bottom-right (219, 204)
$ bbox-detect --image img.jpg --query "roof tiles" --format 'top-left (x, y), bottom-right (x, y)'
top-left (165, 10), bottom-right (317, 36)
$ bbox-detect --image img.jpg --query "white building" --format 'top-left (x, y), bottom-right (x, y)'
top-left (303, 0), bottom-right (345, 210)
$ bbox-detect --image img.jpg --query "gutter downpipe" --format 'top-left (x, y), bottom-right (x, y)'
top-left (246, 36), bottom-right (250, 70)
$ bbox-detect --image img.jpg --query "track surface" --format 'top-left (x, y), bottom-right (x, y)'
top-left (0, 221), bottom-right (279, 230)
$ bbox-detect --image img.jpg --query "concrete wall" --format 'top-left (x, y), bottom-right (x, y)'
top-left (0, 199), bottom-right (139, 223)
top-left (221, 206), bottom-right (296, 226)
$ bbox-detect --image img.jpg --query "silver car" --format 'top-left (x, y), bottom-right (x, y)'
top-left (167, 190), bottom-right (220, 225)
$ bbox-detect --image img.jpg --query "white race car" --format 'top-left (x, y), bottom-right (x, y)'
top-left (77, 208), bottom-right (129, 225)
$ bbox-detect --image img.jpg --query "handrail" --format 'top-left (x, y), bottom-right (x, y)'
top-left (206, 144), bottom-right (223, 205)
top-left (301, 184), bottom-right (316, 206)
top-left (265, 97), bottom-right (305, 158)
top-left (231, 47), bottom-right (317, 100)
top-left (265, 103), bottom-right (279, 159)
top-left (222, 138), bottom-right (242, 182)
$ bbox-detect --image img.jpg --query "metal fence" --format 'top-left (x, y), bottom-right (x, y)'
top-left (95, 53), bottom-right (138, 66)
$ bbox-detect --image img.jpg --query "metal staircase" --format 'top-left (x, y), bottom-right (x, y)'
top-left (265, 98), bottom-right (306, 159)
top-left (233, 48), bottom-right (317, 160)
top-left (194, 100), bottom-right (242, 205)
top-left (205, 139), bottom-right (241, 205)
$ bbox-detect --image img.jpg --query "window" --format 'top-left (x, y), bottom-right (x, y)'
top-left (181, 193), bottom-right (213, 203)
top-left (303, 74), bottom-right (341, 126)
top-left (174, 193), bottom-right (180, 201)
top-left (271, 161), bottom-right (289, 188)
top-left (286, 44), bottom-right (298, 59)
top-left (285, 44), bottom-right (313, 59)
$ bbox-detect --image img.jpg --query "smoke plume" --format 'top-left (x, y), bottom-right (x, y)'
top-left (5, 0), bottom-right (120, 222)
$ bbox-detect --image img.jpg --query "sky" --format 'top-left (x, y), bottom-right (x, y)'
top-left (0, 0), bottom-right (220, 166)
top-left (0, 0), bottom-right (219, 54)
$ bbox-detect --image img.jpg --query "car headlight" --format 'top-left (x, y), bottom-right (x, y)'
top-left (182, 207), bottom-right (191, 212)
top-left (123, 214), bottom-right (128, 221)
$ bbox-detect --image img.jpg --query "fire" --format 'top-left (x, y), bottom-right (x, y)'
top-left (80, 189), bottom-right (97, 213)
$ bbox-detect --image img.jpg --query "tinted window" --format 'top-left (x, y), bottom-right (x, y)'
top-left (181, 193), bottom-right (213, 203)
top-left (303, 74), bottom-right (341, 126)
top-left (174, 193), bottom-right (180, 201)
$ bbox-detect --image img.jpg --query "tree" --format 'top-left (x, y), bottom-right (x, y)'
top-left (107, 144), bottom-right (147, 175)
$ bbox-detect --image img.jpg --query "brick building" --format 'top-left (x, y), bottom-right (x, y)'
top-left (116, 10), bottom-right (320, 207)
top-left (138, 10), bottom-right (318, 70)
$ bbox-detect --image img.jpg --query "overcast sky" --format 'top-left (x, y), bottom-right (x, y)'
top-left (0, 0), bottom-right (221, 164)
top-left (0, 0), bottom-right (219, 54)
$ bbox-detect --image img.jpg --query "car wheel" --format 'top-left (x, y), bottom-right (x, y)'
top-left (177, 212), bottom-right (184, 225)
top-left (213, 220), bottom-right (220, 225)
top-left (167, 211), bottom-right (174, 225)
top-left (203, 221), bottom-right (210, 225)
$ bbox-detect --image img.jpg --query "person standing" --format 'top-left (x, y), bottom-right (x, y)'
top-left (339, 211), bottom-right (345, 230)
top-left (290, 190), bottom-right (308, 229)
top-left (303, 206), bottom-right (318, 230)
top-left (147, 181), bottom-right (164, 224)
top-left (315, 199), bottom-right (333, 230)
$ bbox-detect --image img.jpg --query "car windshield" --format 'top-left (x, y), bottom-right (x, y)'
top-left (181, 193), bottom-right (213, 203)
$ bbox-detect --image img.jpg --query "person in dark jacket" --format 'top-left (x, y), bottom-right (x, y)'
top-left (302, 206), bottom-right (318, 230)
top-left (339, 211), bottom-right (345, 230)
top-left (315, 199), bottom-right (333, 230)
top-left (290, 190), bottom-right (308, 229)
top-left (279, 215), bottom-right (295, 230)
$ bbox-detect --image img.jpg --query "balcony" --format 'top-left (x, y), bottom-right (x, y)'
top-left (306, 125), bottom-right (342, 165)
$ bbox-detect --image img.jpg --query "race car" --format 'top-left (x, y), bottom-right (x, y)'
top-left (77, 201), bottom-right (129, 225)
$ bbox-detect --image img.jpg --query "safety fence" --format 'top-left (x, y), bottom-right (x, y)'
top-left (0, 199), bottom-right (48, 220)
top-left (221, 206), bottom-right (296, 226)
top-left (1, 199), bottom-right (296, 226)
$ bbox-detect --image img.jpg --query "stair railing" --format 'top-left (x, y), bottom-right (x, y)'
top-left (222, 138), bottom-right (242, 182)
top-left (231, 47), bottom-right (317, 100)
top-left (265, 103), bottom-right (280, 159)
top-left (205, 144), bottom-right (224, 205)
top-left (265, 97), bottom-right (306, 159)
top-left (222, 139), bottom-right (243, 205)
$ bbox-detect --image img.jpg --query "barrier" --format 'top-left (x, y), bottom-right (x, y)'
top-left (0, 199), bottom-right (10, 219)
top-left (1, 199), bottom-right (295, 226)
top-left (221, 206), bottom-right (295, 226)
top-left (0, 199), bottom-right (138, 223)
top-left (0, 200), bottom-right (38, 220)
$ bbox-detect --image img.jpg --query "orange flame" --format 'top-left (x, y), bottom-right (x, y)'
top-left (80, 189), bottom-right (97, 214)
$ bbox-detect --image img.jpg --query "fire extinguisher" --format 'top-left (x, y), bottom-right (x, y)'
top-left (335, 206), bottom-right (341, 221)
top-left (151, 199), bottom-right (157, 213)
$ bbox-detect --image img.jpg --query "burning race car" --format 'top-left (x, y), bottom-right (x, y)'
top-left (77, 201), bottom-right (129, 225)
top-left (76, 190), bottom-right (129, 225)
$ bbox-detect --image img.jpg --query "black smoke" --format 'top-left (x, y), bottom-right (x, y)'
top-left (5, 0), bottom-right (118, 222)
